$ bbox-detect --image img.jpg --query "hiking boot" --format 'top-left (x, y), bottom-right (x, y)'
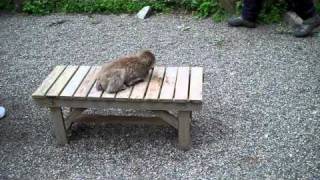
top-left (294, 14), bottom-right (320, 37)
top-left (228, 16), bottom-right (256, 28)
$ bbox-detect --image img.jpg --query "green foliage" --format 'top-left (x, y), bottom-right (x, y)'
top-left (23, 0), bottom-right (56, 14)
top-left (235, 0), bottom-right (243, 15)
top-left (316, 2), bottom-right (320, 13)
top-left (179, 0), bottom-right (229, 21)
top-left (0, 0), bottom-right (14, 11)
top-left (196, 0), bottom-right (220, 18)
top-left (21, 0), bottom-right (172, 15)
top-left (6, 0), bottom-right (320, 23)
top-left (258, 2), bottom-right (287, 24)
top-left (236, 0), bottom-right (287, 24)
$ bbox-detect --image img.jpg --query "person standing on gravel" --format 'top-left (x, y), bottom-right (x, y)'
top-left (228, 0), bottom-right (320, 37)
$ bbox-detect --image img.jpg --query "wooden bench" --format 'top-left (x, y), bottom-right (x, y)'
top-left (32, 65), bottom-right (203, 149)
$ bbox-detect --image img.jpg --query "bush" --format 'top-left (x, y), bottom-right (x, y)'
top-left (1, 0), bottom-right (320, 23)
top-left (0, 0), bottom-right (14, 11)
top-left (22, 0), bottom-right (172, 14)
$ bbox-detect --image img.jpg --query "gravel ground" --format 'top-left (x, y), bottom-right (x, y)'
top-left (0, 13), bottom-right (319, 179)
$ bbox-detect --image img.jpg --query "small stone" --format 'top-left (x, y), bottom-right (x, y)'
top-left (177, 25), bottom-right (184, 29)
top-left (177, 24), bottom-right (191, 31)
top-left (136, 6), bottom-right (152, 19)
top-left (182, 26), bottom-right (191, 31)
top-left (289, 154), bottom-right (293, 157)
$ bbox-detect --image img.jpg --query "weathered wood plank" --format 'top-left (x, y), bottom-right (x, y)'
top-left (144, 67), bottom-right (165, 100)
top-left (178, 111), bottom-right (192, 150)
top-left (153, 110), bottom-right (178, 129)
top-left (73, 66), bottom-right (100, 98)
top-left (116, 87), bottom-right (133, 99)
top-left (46, 66), bottom-right (79, 97)
top-left (33, 98), bottom-right (202, 111)
top-left (60, 66), bottom-right (91, 97)
top-left (88, 86), bottom-right (104, 98)
top-left (49, 107), bottom-right (68, 145)
top-left (32, 66), bottom-right (66, 98)
top-left (101, 90), bottom-right (116, 99)
top-left (64, 108), bottom-right (87, 130)
top-left (189, 67), bottom-right (203, 102)
top-left (87, 67), bottom-right (103, 98)
top-left (174, 67), bottom-right (190, 101)
top-left (130, 70), bottom-right (153, 100)
top-left (159, 67), bottom-right (178, 101)
top-left (73, 114), bottom-right (169, 126)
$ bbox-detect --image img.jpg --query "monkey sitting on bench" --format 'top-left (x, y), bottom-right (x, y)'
top-left (95, 50), bottom-right (155, 93)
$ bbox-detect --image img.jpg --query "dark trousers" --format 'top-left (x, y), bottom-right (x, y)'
top-left (242, 0), bottom-right (317, 21)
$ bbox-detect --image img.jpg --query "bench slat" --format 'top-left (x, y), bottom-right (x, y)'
top-left (87, 67), bottom-right (103, 98)
top-left (189, 67), bottom-right (203, 102)
top-left (145, 67), bottom-right (165, 100)
top-left (46, 66), bottom-right (79, 97)
top-left (102, 90), bottom-right (116, 99)
top-left (73, 66), bottom-right (99, 98)
top-left (159, 67), bottom-right (178, 101)
top-left (174, 67), bottom-right (190, 101)
top-left (32, 66), bottom-right (66, 98)
top-left (116, 87), bottom-right (133, 99)
top-left (60, 66), bottom-right (91, 97)
top-left (130, 70), bottom-right (152, 99)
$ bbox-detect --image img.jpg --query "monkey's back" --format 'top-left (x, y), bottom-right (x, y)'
top-left (100, 55), bottom-right (151, 83)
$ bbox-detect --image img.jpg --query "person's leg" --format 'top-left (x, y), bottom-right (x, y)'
top-left (242, 0), bottom-right (264, 22)
top-left (290, 0), bottom-right (316, 20)
top-left (228, 0), bottom-right (264, 28)
top-left (290, 0), bottom-right (320, 37)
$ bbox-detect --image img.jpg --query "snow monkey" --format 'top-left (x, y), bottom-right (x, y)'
top-left (95, 50), bottom-right (155, 93)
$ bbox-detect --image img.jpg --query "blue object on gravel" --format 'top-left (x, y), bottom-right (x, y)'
top-left (0, 106), bottom-right (5, 119)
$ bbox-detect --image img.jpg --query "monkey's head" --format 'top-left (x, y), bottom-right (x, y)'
top-left (137, 50), bottom-right (155, 69)
top-left (96, 73), bottom-right (109, 91)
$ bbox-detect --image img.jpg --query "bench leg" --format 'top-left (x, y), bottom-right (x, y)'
top-left (49, 107), bottom-right (68, 145)
top-left (178, 111), bottom-right (192, 150)
top-left (64, 108), bottom-right (87, 130)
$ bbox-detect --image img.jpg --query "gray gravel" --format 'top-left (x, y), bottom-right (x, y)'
top-left (0, 13), bottom-right (319, 179)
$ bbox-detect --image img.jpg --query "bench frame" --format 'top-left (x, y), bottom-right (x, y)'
top-left (32, 65), bottom-right (203, 150)
top-left (34, 98), bottom-right (201, 150)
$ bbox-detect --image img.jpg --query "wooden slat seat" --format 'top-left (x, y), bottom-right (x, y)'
top-left (32, 65), bottom-right (203, 150)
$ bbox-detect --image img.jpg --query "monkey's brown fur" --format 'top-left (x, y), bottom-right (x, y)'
top-left (95, 50), bottom-right (155, 93)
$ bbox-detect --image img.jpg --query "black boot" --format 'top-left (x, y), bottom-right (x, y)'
top-left (228, 16), bottom-right (257, 28)
top-left (293, 14), bottom-right (320, 37)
